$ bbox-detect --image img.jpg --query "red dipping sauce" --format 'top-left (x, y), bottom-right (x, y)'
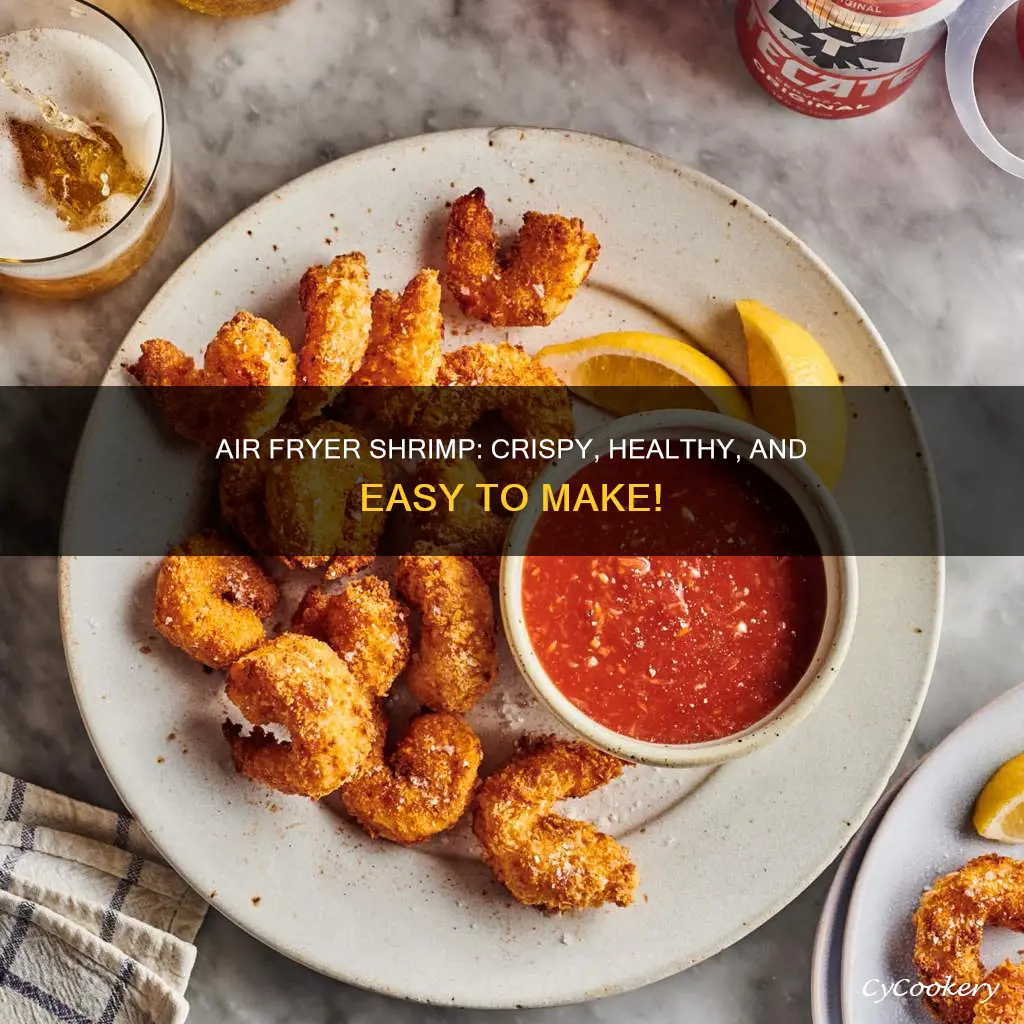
top-left (521, 455), bottom-right (828, 745)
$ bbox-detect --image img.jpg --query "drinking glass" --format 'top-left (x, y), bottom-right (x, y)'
top-left (173, 0), bottom-right (292, 16)
top-left (0, 0), bottom-right (172, 299)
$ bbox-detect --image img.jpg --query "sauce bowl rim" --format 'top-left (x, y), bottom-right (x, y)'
top-left (499, 408), bottom-right (860, 769)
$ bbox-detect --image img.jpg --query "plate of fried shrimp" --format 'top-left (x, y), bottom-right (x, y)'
top-left (842, 683), bottom-right (1024, 1024)
top-left (60, 127), bottom-right (943, 1007)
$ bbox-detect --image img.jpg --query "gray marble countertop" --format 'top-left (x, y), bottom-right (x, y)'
top-left (4, 0), bottom-right (1024, 1020)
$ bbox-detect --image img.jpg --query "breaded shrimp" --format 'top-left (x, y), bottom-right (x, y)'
top-left (416, 459), bottom-right (509, 558)
top-left (265, 421), bottom-right (385, 568)
top-left (350, 268), bottom-right (444, 426)
top-left (291, 576), bottom-right (409, 697)
top-left (446, 187), bottom-right (600, 327)
top-left (218, 428), bottom-right (283, 553)
top-left (974, 961), bottom-right (1024, 1024)
top-left (296, 252), bottom-right (372, 420)
top-left (341, 708), bottom-right (483, 844)
top-left (914, 855), bottom-right (1024, 1024)
top-left (218, 426), bottom-right (375, 581)
top-left (128, 311), bottom-right (296, 446)
top-left (421, 342), bottom-right (575, 484)
top-left (223, 633), bottom-right (376, 799)
top-left (473, 737), bottom-right (638, 912)
top-left (153, 532), bottom-right (278, 670)
top-left (396, 553), bottom-right (497, 714)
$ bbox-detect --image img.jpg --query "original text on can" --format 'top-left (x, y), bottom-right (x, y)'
top-left (736, 0), bottom-right (946, 119)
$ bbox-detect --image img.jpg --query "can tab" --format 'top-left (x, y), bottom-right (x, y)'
top-left (945, 0), bottom-right (1024, 176)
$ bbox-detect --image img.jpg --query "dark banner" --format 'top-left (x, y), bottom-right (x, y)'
top-left (2, 384), bottom-right (1017, 557)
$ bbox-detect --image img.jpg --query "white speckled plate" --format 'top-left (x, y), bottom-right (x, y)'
top-left (842, 683), bottom-right (1024, 1024)
top-left (811, 769), bottom-right (914, 1024)
top-left (59, 128), bottom-right (943, 1008)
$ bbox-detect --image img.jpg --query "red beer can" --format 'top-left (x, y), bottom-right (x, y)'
top-left (736, 0), bottom-right (948, 118)
top-left (820, 0), bottom-right (963, 20)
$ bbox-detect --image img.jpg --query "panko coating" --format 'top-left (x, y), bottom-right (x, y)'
top-left (341, 708), bottom-right (483, 844)
top-left (973, 961), bottom-right (1024, 1024)
top-left (265, 420), bottom-right (385, 566)
top-left (291, 576), bottom-right (409, 697)
top-left (396, 552), bottom-right (497, 714)
top-left (473, 736), bottom-right (637, 912)
top-left (350, 268), bottom-right (444, 426)
top-left (153, 532), bottom-right (278, 670)
top-left (913, 855), bottom-right (1024, 1024)
top-left (128, 311), bottom-right (296, 446)
top-left (421, 342), bottom-right (574, 485)
top-left (296, 252), bottom-right (372, 421)
top-left (416, 459), bottom-right (509, 558)
top-left (445, 187), bottom-right (599, 327)
top-left (223, 633), bottom-right (376, 799)
top-left (218, 428), bottom-right (376, 583)
top-left (218, 428), bottom-right (283, 553)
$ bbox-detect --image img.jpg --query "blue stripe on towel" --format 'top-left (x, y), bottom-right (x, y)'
top-left (3, 780), bottom-right (25, 823)
top-left (95, 959), bottom-right (135, 1024)
top-left (0, 900), bottom-right (34, 981)
top-left (3, 972), bottom-right (91, 1024)
top-left (113, 815), bottom-right (131, 852)
top-left (0, 825), bottom-right (36, 891)
top-left (99, 855), bottom-right (143, 944)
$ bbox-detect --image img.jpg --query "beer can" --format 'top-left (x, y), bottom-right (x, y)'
top-left (736, 0), bottom-right (949, 119)
top-left (809, 0), bottom-right (965, 33)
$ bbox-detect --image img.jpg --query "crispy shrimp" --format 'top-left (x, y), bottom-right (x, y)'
top-left (128, 311), bottom-right (296, 446)
top-left (291, 576), bottom-right (410, 697)
top-left (218, 427), bottom-right (288, 553)
top-left (265, 421), bottom-right (385, 572)
top-left (914, 854), bottom-right (1024, 1024)
top-left (341, 707), bottom-right (483, 844)
top-left (974, 961), bottom-right (1024, 1024)
top-left (473, 736), bottom-right (638, 912)
top-left (296, 252), bottom-right (372, 421)
top-left (350, 268), bottom-right (444, 426)
top-left (446, 187), bottom-right (600, 327)
top-left (396, 552), bottom-right (497, 714)
top-left (420, 342), bottom-right (574, 484)
top-left (218, 424), bottom-right (376, 580)
top-left (223, 633), bottom-right (376, 799)
top-left (153, 532), bottom-right (278, 670)
top-left (416, 459), bottom-right (509, 559)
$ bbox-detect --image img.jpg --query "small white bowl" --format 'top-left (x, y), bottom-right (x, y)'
top-left (500, 410), bottom-right (859, 768)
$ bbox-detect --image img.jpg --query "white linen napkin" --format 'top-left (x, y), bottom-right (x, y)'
top-left (0, 773), bottom-right (208, 1024)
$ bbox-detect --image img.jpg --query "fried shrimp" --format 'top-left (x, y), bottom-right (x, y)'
top-left (265, 421), bottom-right (385, 571)
top-left (153, 532), bottom-right (278, 670)
top-left (974, 961), bottom-right (1024, 1024)
top-left (416, 459), bottom-right (509, 558)
top-left (341, 708), bottom-right (483, 844)
top-left (421, 342), bottom-right (574, 484)
top-left (218, 426), bottom-right (291, 553)
top-left (396, 553), bottom-right (497, 713)
top-left (446, 187), bottom-right (600, 327)
top-left (218, 427), bottom-right (375, 580)
top-left (223, 633), bottom-right (376, 799)
top-left (913, 854), bottom-right (1024, 1024)
top-left (296, 252), bottom-right (372, 420)
top-left (128, 311), bottom-right (296, 446)
top-left (350, 268), bottom-right (444, 426)
top-left (291, 576), bottom-right (409, 697)
top-left (473, 736), bottom-right (638, 912)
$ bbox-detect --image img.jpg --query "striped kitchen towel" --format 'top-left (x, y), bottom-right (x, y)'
top-left (0, 773), bottom-right (208, 1024)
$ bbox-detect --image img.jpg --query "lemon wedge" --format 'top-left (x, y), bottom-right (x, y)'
top-left (736, 300), bottom-right (847, 489)
top-left (974, 753), bottom-right (1024, 843)
top-left (536, 331), bottom-right (753, 422)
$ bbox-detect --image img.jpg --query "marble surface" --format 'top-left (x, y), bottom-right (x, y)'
top-left (3, 0), bottom-right (1024, 1020)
